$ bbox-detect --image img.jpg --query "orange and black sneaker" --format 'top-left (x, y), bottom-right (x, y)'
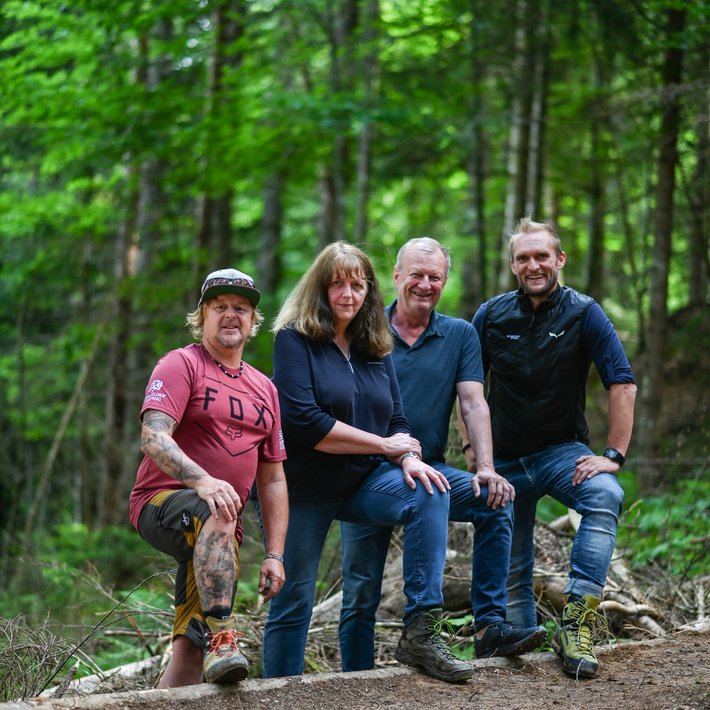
top-left (203, 615), bottom-right (249, 684)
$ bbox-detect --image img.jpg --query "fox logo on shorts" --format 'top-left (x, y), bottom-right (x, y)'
top-left (181, 511), bottom-right (192, 530)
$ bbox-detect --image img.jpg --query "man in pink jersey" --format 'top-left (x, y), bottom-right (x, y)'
top-left (130, 268), bottom-right (288, 688)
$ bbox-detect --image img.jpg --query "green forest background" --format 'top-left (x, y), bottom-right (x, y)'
top-left (0, 0), bottom-right (708, 694)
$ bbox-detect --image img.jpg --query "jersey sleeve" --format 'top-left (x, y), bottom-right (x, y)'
top-left (139, 349), bottom-right (194, 424)
top-left (259, 379), bottom-right (287, 462)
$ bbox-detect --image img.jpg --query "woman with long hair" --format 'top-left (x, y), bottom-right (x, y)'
top-left (262, 242), bottom-right (472, 683)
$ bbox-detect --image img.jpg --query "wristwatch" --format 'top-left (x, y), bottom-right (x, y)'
top-left (602, 447), bottom-right (626, 467)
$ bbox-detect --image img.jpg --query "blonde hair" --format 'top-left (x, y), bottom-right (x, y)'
top-left (509, 217), bottom-right (562, 258)
top-left (273, 242), bottom-right (392, 358)
top-left (186, 301), bottom-right (264, 340)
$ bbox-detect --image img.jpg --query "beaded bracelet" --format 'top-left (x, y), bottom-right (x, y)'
top-left (264, 552), bottom-right (284, 563)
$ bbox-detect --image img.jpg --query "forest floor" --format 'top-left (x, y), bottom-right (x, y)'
top-left (6, 622), bottom-right (708, 710)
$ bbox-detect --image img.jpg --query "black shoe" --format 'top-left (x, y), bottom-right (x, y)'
top-left (474, 621), bottom-right (547, 658)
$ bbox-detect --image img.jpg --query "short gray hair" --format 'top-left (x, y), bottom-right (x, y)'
top-left (395, 237), bottom-right (451, 277)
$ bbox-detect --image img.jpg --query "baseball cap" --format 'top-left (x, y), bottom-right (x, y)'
top-left (199, 268), bottom-right (261, 306)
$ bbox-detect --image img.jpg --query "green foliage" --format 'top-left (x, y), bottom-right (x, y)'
top-left (36, 523), bottom-right (161, 588)
top-left (0, 0), bottom-right (708, 680)
top-left (617, 478), bottom-right (709, 578)
top-left (0, 525), bottom-right (168, 622)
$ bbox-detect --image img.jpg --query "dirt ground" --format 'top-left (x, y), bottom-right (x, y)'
top-left (10, 624), bottom-right (708, 710)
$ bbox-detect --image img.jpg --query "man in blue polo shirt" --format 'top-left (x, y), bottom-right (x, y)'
top-left (339, 237), bottom-right (546, 673)
top-left (465, 217), bottom-right (637, 679)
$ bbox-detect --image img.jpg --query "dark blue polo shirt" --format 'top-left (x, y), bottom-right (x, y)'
top-left (387, 301), bottom-right (483, 463)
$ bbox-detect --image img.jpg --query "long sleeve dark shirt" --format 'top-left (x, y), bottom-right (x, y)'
top-left (273, 327), bottom-right (409, 500)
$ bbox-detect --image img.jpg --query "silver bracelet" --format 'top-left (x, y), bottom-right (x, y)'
top-left (399, 451), bottom-right (420, 465)
top-left (264, 552), bottom-right (284, 563)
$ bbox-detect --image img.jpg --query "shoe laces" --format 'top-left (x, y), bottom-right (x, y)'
top-left (209, 629), bottom-right (244, 656)
top-left (424, 613), bottom-right (459, 660)
top-left (566, 602), bottom-right (608, 655)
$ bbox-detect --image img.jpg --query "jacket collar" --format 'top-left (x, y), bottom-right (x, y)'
top-left (516, 284), bottom-right (563, 313)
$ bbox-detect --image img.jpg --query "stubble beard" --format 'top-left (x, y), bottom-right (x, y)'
top-left (521, 273), bottom-right (558, 300)
top-left (216, 330), bottom-right (246, 350)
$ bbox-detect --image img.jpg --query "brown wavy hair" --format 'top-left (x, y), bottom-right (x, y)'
top-left (272, 241), bottom-right (392, 358)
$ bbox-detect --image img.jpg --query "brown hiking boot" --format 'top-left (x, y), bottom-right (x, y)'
top-left (551, 595), bottom-right (607, 679)
top-left (203, 615), bottom-right (249, 684)
top-left (395, 608), bottom-right (472, 683)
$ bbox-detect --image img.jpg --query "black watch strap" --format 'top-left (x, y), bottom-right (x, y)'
top-left (602, 447), bottom-right (625, 466)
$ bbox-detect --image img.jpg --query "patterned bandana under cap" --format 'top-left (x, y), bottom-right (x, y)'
top-left (199, 268), bottom-right (261, 306)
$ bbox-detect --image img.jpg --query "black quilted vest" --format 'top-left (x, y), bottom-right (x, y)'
top-left (483, 286), bottom-right (595, 458)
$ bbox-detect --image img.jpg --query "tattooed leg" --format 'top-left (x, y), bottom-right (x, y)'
top-left (194, 515), bottom-right (237, 612)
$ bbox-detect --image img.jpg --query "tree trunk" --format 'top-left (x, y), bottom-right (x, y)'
top-left (525, 8), bottom-right (549, 221)
top-left (259, 171), bottom-right (285, 294)
top-left (355, 0), bottom-right (379, 246)
top-left (585, 110), bottom-right (606, 302)
top-left (636, 8), bottom-right (686, 492)
top-left (97, 225), bottom-right (136, 527)
top-left (0, 304), bottom-right (27, 579)
top-left (461, 0), bottom-right (488, 317)
top-left (318, 0), bottom-right (358, 248)
top-left (498, 0), bottom-right (538, 292)
top-left (195, 0), bottom-right (247, 288)
top-left (612, 156), bottom-right (646, 343)
top-left (686, 42), bottom-right (709, 309)
top-left (23, 321), bottom-right (107, 555)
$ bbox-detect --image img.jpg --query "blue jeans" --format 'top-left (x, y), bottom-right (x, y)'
top-left (340, 462), bottom-right (513, 671)
top-left (262, 461), bottom-right (450, 678)
top-left (498, 441), bottom-right (624, 628)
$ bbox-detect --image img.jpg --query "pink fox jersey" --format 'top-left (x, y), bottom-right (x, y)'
top-left (129, 343), bottom-right (286, 541)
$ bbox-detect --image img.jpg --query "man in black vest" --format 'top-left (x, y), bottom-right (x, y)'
top-left (464, 217), bottom-right (637, 679)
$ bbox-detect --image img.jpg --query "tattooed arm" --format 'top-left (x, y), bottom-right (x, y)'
top-left (140, 409), bottom-right (242, 521)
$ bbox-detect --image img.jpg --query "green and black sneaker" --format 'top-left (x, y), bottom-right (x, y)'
top-left (551, 594), bottom-right (607, 680)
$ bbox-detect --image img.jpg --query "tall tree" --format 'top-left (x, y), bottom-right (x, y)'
top-left (498, 0), bottom-right (539, 291)
top-left (585, 59), bottom-right (607, 302)
top-left (685, 41), bottom-right (710, 309)
top-left (636, 7), bottom-right (687, 492)
top-left (317, 0), bottom-right (359, 247)
top-left (195, 0), bottom-right (248, 287)
top-left (355, 0), bottom-right (380, 245)
top-left (460, 0), bottom-right (490, 316)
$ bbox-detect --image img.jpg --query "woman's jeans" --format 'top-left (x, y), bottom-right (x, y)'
top-left (338, 462), bottom-right (513, 671)
top-left (497, 441), bottom-right (625, 628)
top-left (262, 461), bottom-right (450, 678)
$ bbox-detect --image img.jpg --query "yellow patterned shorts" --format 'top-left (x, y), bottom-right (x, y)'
top-left (137, 489), bottom-right (240, 647)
